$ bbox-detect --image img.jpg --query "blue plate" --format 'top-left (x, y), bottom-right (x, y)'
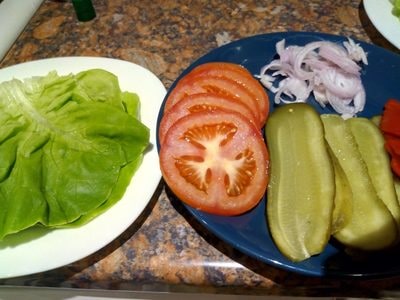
top-left (157, 32), bottom-right (400, 277)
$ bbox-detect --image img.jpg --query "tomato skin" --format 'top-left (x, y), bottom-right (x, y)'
top-left (183, 62), bottom-right (270, 124)
top-left (158, 93), bottom-right (259, 144)
top-left (164, 75), bottom-right (263, 126)
top-left (159, 109), bottom-right (269, 216)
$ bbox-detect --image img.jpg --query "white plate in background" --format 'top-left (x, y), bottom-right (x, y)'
top-left (364, 0), bottom-right (400, 49)
top-left (0, 57), bottom-right (166, 279)
top-left (0, 0), bottom-right (45, 60)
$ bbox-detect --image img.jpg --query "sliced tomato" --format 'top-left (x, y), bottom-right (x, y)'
top-left (183, 62), bottom-right (270, 124)
top-left (164, 75), bottom-right (264, 128)
top-left (159, 109), bottom-right (269, 216)
top-left (158, 93), bottom-right (259, 144)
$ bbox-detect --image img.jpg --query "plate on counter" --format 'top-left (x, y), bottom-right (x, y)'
top-left (364, 0), bottom-right (400, 50)
top-left (157, 32), bottom-right (400, 277)
top-left (0, 57), bottom-right (166, 279)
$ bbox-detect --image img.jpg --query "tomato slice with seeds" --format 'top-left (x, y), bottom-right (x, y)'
top-left (159, 110), bottom-right (269, 216)
top-left (183, 62), bottom-right (270, 124)
top-left (164, 76), bottom-right (263, 128)
top-left (158, 93), bottom-right (259, 144)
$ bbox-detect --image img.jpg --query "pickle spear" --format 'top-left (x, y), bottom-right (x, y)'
top-left (322, 115), bottom-right (398, 250)
top-left (395, 177), bottom-right (400, 200)
top-left (265, 103), bottom-right (335, 262)
top-left (348, 117), bottom-right (400, 230)
top-left (330, 151), bottom-right (353, 234)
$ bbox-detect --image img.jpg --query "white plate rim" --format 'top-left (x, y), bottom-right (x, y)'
top-left (364, 0), bottom-right (400, 50)
top-left (0, 56), bottom-right (166, 279)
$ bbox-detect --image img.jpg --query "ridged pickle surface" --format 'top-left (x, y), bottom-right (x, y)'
top-left (265, 103), bottom-right (335, 262)
top-left (322, 115), bottom-right (398, 250)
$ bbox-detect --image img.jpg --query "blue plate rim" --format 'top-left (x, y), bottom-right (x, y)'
top-left (157, 31), bottom-right (400, 278)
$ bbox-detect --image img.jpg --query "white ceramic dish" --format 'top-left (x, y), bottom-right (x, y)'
top-left (0, 0), bottom-right (45, 60)
top-left (364, 0), bottom-right (400, 49)
top-left (0, 57), bottom-right (166, 279)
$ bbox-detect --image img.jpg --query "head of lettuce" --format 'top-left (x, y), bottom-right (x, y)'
top-left (0, 69), bottom-right (149, 240)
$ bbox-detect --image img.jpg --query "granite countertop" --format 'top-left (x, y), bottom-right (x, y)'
top-left (1, 0), bottom-right (400, 297)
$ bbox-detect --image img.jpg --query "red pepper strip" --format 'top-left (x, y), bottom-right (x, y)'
top-left (385, 138), bottom-right (400, 177)
top-left (380, 99), bottom-right (400, 137)
top-left (384, 134), bottom-right (400, 157)
top-left (391, 156), bottom-right (400, 178)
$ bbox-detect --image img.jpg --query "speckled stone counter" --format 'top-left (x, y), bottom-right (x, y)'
top-left (2, 0), bottom-right (400, 297)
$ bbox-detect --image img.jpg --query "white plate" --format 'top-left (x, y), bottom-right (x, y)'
top-left (0, 57), bottom-right (166, 279)
top-left (0, 0), bottom-right (45, 60)
top-left (364, 0), bottom-right (400, 49)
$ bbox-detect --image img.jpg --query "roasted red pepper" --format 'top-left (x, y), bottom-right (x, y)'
top-left (380, 99), bottom-right (400, 177)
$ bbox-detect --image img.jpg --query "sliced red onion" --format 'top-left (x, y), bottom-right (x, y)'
top-left (316, 67), bottom-right (363, 99)
top-left (258, 38), bottom-right (368, 118)
top-left (343, 38), bottom-right (368, 65)
top-left (318, 42), bottom-right (361, 75)
top-left (274, 77), bottom-right (312, 104)
top-left (292, 41), bottom-right (324, 80)
top-left (312, 85), bottom-right (328, 107)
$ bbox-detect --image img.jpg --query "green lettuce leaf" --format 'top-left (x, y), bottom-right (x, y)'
top-left (0, 69), bottom-right (149, 239)
top-left (392, 0), bottom-right (400, 17)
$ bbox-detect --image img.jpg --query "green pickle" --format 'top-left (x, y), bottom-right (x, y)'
top-left (348, 117), bottom-right (400, 230)
top-left (330, 151), bottom-right (353, 234)
top-left (322, 115), bottom-right (398, 250)
top-left (265, 103), bottom-right (335, 262)
top-left (395, 178), bottom-right (400, 200)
